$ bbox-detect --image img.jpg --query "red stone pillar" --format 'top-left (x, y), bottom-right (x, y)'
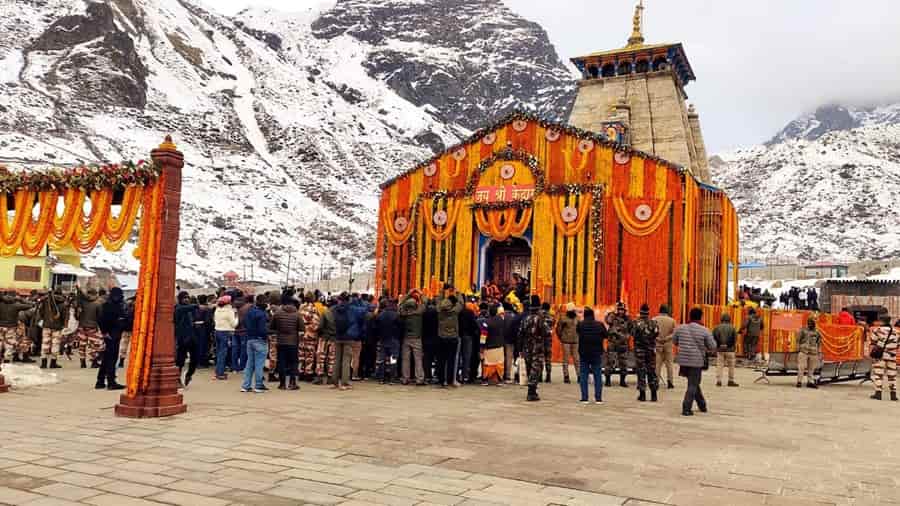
top-left (0, 372), bottom-right (8, 393)
top-left (115, 137), bottom-right (187, 418)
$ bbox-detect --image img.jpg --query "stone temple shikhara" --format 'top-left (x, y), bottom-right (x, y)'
top-left (568, 0), bottom-right (711, 183)
top-left (375, 1), bottom-right (737, 321)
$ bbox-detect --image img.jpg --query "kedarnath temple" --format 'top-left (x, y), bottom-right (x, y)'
top-left (374, 2), bottom-right (738, 320)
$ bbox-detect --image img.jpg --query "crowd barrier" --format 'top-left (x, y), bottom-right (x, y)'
top-left (549, 304), bottom-right (870, 364)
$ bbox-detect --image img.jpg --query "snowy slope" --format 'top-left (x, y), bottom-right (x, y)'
top-left (714, 108), bottom-right (900, 262)
top-left (0, 0), bottom-right (575, 285)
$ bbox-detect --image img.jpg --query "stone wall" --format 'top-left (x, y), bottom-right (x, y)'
top-left (568, 69), bottom-right (711, 182)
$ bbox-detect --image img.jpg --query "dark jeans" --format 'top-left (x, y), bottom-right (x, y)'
top-left (176, 337), bottom-right (198, 382)
top-left (422, 338), bottom-right (437, 380)
top-left (96, 334), bottom-right (121, 386)
top-left (682, 366), bottom-right (707, 413)
top-left (215, 331), bottom-right (232, 377)
top-left (231, 333), bottom-right (248, 371)
top-left (459, 335), bottom-right (474, 382)
top-left (277, 344), bottom-right (299, 381)
top-left (436, 337), bottom-right (460, 386)
top-left (579, 357), bottom-right (603, 401)
top-left (377, 338), bottom-right (400, 378)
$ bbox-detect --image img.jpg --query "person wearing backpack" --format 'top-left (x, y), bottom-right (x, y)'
top-left (329, 293), bottom-right (354, 390)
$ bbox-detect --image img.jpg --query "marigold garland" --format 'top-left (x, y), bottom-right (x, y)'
top-left (422, 197), bottom-right (462, 242)
top-left (612, 197), bottom-right (672, 237)
top-left (549, 192), bottom-right (592, 237)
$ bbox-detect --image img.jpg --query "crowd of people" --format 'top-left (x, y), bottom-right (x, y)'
top-left (2, 282), bottom-right (897, 411)
top-left (0, 287), bottom-right (133, 389)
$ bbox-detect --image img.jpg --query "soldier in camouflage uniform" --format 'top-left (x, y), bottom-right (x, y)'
top-left (298, 295), bottom-right (321, 379)
top-left (1, 292), bottom-right (32, 364)
top-left (518, 295), bottom-right (552, 401)
top-left (604, 302), bottom-right (631, 387)
top-left (631, 304), bottom-right (660, 402)
top-left (39, 289), bottom-right (69, 369)
top-left (540, 302), bottom-right (555, 383)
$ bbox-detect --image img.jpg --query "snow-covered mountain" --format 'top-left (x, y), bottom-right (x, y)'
top-left (767, 103), bottom-right (900, 145)
top-left (713, 104), bottom-right (900, 262)
top-left (0, 0), bottom-right (575, 285)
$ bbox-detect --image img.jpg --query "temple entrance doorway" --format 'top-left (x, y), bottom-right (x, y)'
top-left (483, 237), bottom-right (531, 293)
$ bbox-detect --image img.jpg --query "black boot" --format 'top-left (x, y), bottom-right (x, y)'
top-left (605, 375), bottom-right (612, 387)
top-left (526, 384), bottom-right (540, 402)
top-left (288, 376), bottom-right (300, 391)
top-left (278, 376), bottom-right (286, 390)
top-left (268, 372), bottom-right (278, 383)
top-left (637, 390), bottom-right (646, 402)
top-left (21, 355), bottom-right (35, 363)
top-left (619, 375), bottom-right (627, 387)
top-left (871, 391), bottom-right (882, 400)
top-left (107, 381), bottom-right (125, 390)
top-left (40, 358), bottom-right (47, 369)
top-left (11, 354), bottom-right (20, 363)
top-left (667, 380), bottom-right (674, 389)
top-left (80, 358), bottom-right (87, 369)
top-left (564, 375), bottom-right (571, 384)
top-left (90, 359), bottom-right (99, 369)
top-left (49, 359), bottom-right (61, 369)
top-left (891, 391), bottom-right (898, 402)
top-left (650, 389), bottom-right (658, 402)
top-left (545, 369), bottom-right (551, 384)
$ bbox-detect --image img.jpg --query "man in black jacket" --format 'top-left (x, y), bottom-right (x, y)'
top-left (174, 292), bottom-right (199, 387)
top-left (97, 288), bottom-right (129, 390)
top-left (374, 300), bottom-right (403, 384)
top-left (422, 301), bottom-right (438, 383)
top-left (458, 300), bottom-right (479, 384)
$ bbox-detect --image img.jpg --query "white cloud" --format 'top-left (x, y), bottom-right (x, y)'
top-left (206, 0), bottom-right (900, 153)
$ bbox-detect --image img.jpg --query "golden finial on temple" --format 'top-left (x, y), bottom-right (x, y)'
top-left (627, 0), bottom-right (645, 47)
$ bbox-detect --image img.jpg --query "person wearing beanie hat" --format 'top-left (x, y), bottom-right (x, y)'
top-left (653, 304), bottom-right (677, 389)
top-left (604, 302), bottom-right (631, 388)
top-left (556, 302), bottom-right (580, 384)
top-left (632, 303), bottom-right (660, 402)
top-left (517, 294), bottom-right (551, 401)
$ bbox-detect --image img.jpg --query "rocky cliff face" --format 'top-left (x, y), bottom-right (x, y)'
top-left (0, 0), bottom-right (577, 284)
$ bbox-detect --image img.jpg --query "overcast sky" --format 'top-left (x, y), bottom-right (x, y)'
top-left (208, 0), bottom-right (900, 153)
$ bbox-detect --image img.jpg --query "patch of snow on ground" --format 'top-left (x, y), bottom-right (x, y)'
top-left (2, 364), bottom-right (61, 389)
top-left (0, 49), bottom-right (23, 82)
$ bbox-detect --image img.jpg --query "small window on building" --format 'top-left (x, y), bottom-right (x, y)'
top-left (14, 265), bottom-right (42, 282)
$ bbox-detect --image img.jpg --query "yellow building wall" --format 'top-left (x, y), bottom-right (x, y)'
top-left (0, 246), bottom-right (81, 292)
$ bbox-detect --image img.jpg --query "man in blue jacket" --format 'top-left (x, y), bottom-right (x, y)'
top-left (346, 294), bottom-right (373, 380)
top-left (241, 294), bottom-right (270, 393)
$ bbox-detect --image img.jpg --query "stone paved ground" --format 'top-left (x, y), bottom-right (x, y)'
top-left (1, 363), bottom-right (899, 506)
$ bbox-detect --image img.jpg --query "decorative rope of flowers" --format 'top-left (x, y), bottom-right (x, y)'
top-left (464, 147), bottom-right (545, 197)
top-left (379, 110), bottom-right (685, 190)
top-left (0, 161), bottom-right (160, 256)
top-left (469, 200), bottom-right (534, 211)
top-left (590, 185), bottom-right (605, 263)
top-left (0, 160), bottom-right (161, 193)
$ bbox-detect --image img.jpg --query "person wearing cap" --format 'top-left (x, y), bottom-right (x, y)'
top-left (517, 295), bottom-right (552, 401)
top-left (556, 302), bottom-right (580, 384)
top-left (713, 313), bottom-right (739, 387)
top-left (796, 316), bottom-right (821, 389)
top-left (96, 287), bottom-right (128, 390)
top-left (631, 303), bottom-right (660, 402)
top-left (213, 295), bottom-right (238, 380)
top-left (869, 316), bottom-right (898, 401)
top-left (604, 302), bottom-right (631, 387)
top-left (741, 308), bottom-right (764, 362)
top-left (653, 305), bottom-right (677, 389)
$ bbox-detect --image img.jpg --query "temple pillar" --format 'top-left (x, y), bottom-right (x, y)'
top-left (115, 136), bottom-right (187, 418)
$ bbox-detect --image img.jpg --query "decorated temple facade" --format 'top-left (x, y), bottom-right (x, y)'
top-left (374, 113), bottom-right (739, 320)
top-left (374, 2), bottom-right (735, 319)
